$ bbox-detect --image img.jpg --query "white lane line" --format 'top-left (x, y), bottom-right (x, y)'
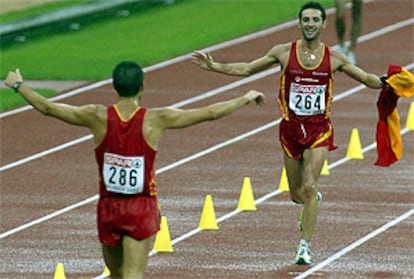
top-left (156, 120), bottom-right (280, 174)
top-left (0, 196), bottom-right (98, 239)
top-left (294, 208), bottom-right (414, 279)
top-left (0, 134), bottom-right (93, 172)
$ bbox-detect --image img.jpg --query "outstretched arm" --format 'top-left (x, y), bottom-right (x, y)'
top-left (156, 90), bottom-right (266, 129)
top-left (191, 47), bottom-right (280, 76)
top-left (332, 50), bottom-right (384, 89)
top-left (144, 90), bottom-right (266, 149)
top-left (4, 69), bottom-right (103, 127)
top-left (341, 64), bottom-right (384, 89)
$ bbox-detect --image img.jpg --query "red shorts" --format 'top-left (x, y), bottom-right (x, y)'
top-left (279, 118), bottom-right (337, 159)
top-left (97, 194), bottom-right (160, 246)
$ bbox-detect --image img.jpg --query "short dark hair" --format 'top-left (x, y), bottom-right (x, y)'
top-left (299, 1), bottom-right (326, 22)
top-left (112, 61), bottom-right (144, 97)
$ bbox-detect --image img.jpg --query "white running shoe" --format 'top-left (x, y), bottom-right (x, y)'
top-left (298, 192), bottom-right (322, 231)
top-left (295, 243), bottom-right (312, 265)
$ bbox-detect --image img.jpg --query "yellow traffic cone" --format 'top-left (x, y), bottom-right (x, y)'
top-left (102, 266), bottom-right (110, 276)
top-left (278, 167), bottom-right (289, 192)
top-left (406, 102), bottom-right (414, 130)
top-left (53, 263), bottom-right (66, 279)
top-left (237, 177), bottom-right (256, 211)
top-left (320, 160), bottom-right (330, 176)
top-left (153, 216), bottom-right (173, 252)
top-left (198, 195), bottom-right (218, 230)
top-left (346, 128), bottom-right (364, 159)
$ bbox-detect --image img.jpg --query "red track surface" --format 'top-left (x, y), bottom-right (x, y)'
top-left (1, 1), bottom-right (413, 278)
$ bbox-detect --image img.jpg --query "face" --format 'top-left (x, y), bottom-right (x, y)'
top-left (299, 9), bottom-right (326, 41)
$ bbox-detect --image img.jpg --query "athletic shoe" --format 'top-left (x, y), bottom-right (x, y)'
top-left (295, 243), bottom-right (312, 265)
top-left (297, 192), bottom-right (322, 231)
top-left (347, 51), bottom-right (357, 65)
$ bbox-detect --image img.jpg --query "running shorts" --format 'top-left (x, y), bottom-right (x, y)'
top-left (279, 118), bottom-right (337, 159)
top-left (97, 194), bottom-right (160, 246)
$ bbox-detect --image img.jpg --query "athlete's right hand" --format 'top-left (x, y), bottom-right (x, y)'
top-left (191, 50), bottom-right (214, 70)
top-left (5, 68), bottom-right (23, 88)
top-left (244, 90), bottom-right (266, 106)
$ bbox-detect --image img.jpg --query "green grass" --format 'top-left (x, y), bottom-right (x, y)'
top-left (0, 0), bottom-right (91, 23)
top-left (1, 0), bottom-right (333, 80)
top-left (0, 0), bottom-right (333, 111)
top-left (0, 88), bottom-right (57, 111)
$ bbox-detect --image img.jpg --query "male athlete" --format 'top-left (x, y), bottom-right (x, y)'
top-left (4, 61), bottom-right (265, 278)
top-left (192, 1), bottom-right (385, 264)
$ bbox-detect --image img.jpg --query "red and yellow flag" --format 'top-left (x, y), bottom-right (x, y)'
top-left (375, 65), bottom-right (414, 166)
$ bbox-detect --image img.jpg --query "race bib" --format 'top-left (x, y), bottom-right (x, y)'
top-left (103, 153), bottom-right (144, 194)
top-left (289, 83), bottom-right (326, 115)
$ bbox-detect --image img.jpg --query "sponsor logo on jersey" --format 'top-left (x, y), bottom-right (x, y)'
top-left (105, 153), bottom-right (135, 168)
top-left (290, 83), bottom-right (326, 95)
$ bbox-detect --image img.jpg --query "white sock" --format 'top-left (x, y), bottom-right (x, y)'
top-left (300, 239), bottom-right (311, 247)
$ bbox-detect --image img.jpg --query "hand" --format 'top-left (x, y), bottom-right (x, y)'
top-left (244, 90), bottom-right (266, 106)
top-left (5, 69), bottom-right (23, 88)
top-left (380, 75), bottom-right (388, 88)
top-left (191, 50), bottom-right (214, 70)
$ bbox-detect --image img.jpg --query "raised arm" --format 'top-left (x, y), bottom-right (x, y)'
top-left (191, 46), bottom-right (282, 76)
top-left (4, 69), bottom-right (104, 128)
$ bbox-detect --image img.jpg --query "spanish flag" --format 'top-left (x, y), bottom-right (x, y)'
top-left (375, 65), bottom-right (414, 166)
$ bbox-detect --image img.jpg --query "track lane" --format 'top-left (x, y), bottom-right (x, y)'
top-left (1, 1), bottom-right (413, 278)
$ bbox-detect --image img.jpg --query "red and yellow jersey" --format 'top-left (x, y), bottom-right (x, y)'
top-left (95, 105), bottom-right (157, 197)
top-left (278, 41), bottom-right (333, 122)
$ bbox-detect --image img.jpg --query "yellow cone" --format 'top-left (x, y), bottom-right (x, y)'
top-left (406, 102), bottom-right (414, 130)
top-left (153, 216), bottom-right (173, 252)
top-left (320, 160), bottom-right (330, 176)
top-left (237, 177), bottom-right (256, 211)
top-left (346, 128), bottom-right (364, 159)
top-left (198, 195), bottom-right (218, 230)
top-left (53, 263), bottom-right (66, 279)
top-left (278, 167), bottom-right (289, 192)
top-left (102, 266), bottom-right (110, 276)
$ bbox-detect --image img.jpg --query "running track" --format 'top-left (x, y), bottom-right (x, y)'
top-left (1, 1), bottom-right (413, 278)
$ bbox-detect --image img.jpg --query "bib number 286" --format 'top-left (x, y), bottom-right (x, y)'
top-left (103, 153), bottom-right (144, 194)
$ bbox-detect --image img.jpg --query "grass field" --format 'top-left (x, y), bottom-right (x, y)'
top-left (1, 0), bottom-right (333, 111)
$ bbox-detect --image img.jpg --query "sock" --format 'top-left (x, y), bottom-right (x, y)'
top-left (300, 239), bottom-right (311, 247)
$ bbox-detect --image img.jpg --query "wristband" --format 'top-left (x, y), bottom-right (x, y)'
top-left (11, 81), bottom-right (23, 93)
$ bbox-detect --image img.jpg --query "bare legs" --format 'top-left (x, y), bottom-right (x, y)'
top-left (349, 0), bottom-right (362, 53)
top-left (335, 0), bottom-right (347, 51)
top-left (335, 0), bottom-right (362, 64)
top-left (102, 235), bottom-right (153, 279)
top-left (284, 147), bottom-right (328, 241)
